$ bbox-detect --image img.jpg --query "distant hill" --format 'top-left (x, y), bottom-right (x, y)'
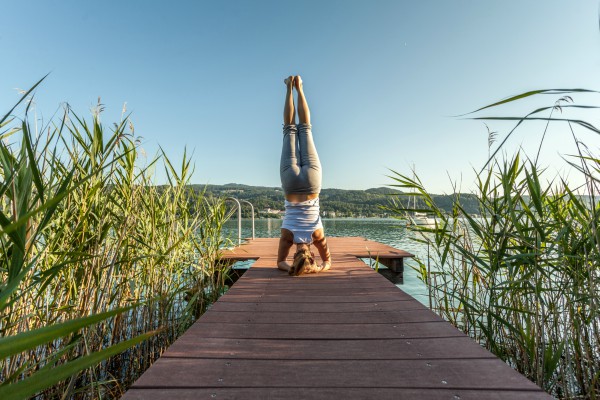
top-left (189, 184), bottom-right (481, 218)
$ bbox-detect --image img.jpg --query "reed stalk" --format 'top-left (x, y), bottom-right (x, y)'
top-left (387, 90), bottom-right (600, 399)
top-left (0, 84), bottom-right (230, 399)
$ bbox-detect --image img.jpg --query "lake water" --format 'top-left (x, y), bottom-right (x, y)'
top-left (222, 218), bottom-right (430, 305)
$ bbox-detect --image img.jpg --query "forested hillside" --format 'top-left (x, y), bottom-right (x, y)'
top-left (188, 184), bottom-right (480, 218)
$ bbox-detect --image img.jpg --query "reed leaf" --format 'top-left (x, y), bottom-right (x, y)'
top-left (0, 305), bottom-right (136, 359)
top-left (0, 330), bottom-right (159, 400)
top-left (462, 88), bottom-right (598, 115)
top-left (0, 74), bottom-right (47, 125)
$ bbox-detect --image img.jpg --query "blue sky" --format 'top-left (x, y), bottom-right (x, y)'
top-left (2, 1), bottom-right (600, 193)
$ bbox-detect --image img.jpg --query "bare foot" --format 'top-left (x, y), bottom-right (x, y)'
top-left (278, 260), bottom-right (291, 272)
top-left (320, 261), bottom-right (331, 272)
top-left (294, 75), bottom-right (303, 91)
top-left (284, 76), bottom-right (295, 89)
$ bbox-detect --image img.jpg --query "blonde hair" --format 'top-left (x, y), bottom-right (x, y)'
top-left (289, 247), bottom-right (318, 276)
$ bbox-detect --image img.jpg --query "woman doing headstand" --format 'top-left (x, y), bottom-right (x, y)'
top-left (277, 75), bottom-right (332, 276)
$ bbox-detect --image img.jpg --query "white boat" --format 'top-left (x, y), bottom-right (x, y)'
top-left (412, 212), bottom-right (436, 226)
top-left (408, 165), bottom-right (436, 226)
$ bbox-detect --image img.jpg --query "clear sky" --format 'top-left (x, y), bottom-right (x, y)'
top-left (2, 1), bottom-right (600, 193)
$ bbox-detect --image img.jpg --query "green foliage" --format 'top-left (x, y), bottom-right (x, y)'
top-left (192, 184), bottom-right (481, 217)
top-left (387, 90), bottom-right (600, 399)
top-left (0, 86), bottom-right (229, 398)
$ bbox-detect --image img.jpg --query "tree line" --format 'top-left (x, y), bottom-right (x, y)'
top-left (186, 184), bottom-right (481, 218)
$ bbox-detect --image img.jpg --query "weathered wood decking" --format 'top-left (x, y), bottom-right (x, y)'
top-left (123, 237), bottom-right (551, 399)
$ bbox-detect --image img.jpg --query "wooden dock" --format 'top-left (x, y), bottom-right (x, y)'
top-left (123, 237), bottom-right (551, 399)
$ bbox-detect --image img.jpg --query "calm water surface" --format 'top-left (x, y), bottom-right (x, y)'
top-left (223, 218), bottom-right (430, 305)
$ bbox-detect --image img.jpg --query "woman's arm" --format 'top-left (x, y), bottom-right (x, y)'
top-left (277, 229), bottom-right (294, 271)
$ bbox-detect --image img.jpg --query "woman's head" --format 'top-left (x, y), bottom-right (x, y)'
top-left (289, 246), bottom-right (318, 276)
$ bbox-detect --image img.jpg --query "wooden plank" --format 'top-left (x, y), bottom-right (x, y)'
top-left (229, 281), bottom-right (394, 290)
top-left (227, 285), bottom-right (406, 298)
top-left (232, 272), bottom-right (383, 281)
top-left (222, 289), bottom-right (408, 298)
top-left (162, 337), bottom-right (497, 360)
top-left (218, 290), bottom-right (414, 303)
top-left (124, 388), bottom-right (551, 400)
top-left (198, 309), bottom-right (443, 324)
top-left (209, 300), bottom-right (419, 313)
top-left (187, 321), bottom-right (465, 339)
top-left (129, 358), bottom-right (545, 391)
top-left (239, 268), bottom-right (382, 277)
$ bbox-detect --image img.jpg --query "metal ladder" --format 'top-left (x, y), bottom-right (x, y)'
top-left (226, 197), bottom-right (255, 245)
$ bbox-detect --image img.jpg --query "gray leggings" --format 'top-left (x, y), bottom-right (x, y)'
top-left (280, 123), bottom-right (322, 195)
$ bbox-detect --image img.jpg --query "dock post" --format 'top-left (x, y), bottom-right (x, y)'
top-left (376, 257), bottom-right (404, 284)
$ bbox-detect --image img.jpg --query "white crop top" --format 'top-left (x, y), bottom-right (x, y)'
top-left (281, 197), bottom-right (323, 244)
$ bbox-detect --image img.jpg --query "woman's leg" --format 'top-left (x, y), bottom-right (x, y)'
top-left (295, 76), bottom-right (310, 125)
top-left (295, 76), bottom-right (322, 194)
top-left (283, 76), bottom-right (296, 125)
top-left (280, 77), bottom-right (301, 194)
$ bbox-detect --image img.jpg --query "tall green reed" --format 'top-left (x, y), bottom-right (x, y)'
top-left (387, 90), bottom-right (599, 399)
top-left (0, 84), bottom-right (230, 399)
